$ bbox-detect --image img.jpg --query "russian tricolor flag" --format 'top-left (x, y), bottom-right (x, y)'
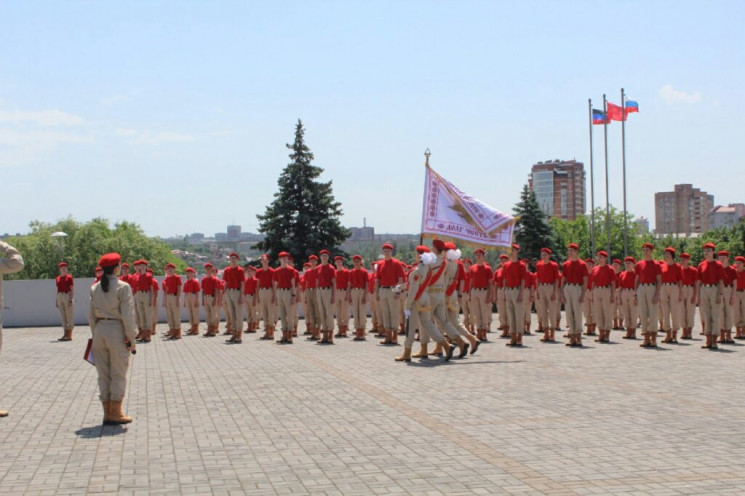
top-left (625, 100), bottom-right (639, 113)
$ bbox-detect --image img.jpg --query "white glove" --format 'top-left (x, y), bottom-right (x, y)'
top-left (405, 309), bottom-right (411, 319)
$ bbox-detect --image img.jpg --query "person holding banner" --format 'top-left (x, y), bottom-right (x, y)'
top-left (88, 252), bottom-right (137, 425)
top-left (0, 240), bottom-right (24, 418)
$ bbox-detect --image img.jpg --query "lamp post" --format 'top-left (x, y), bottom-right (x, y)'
top-left (51, 231), bottom-right (67, 262)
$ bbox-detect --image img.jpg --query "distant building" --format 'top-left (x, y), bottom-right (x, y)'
top-left (215, 233), bottom-right (228, 242)
top-left (635, 216), bottom-right (650, 234)
top-left (709, 203), bottom-right (745, 230)
top-left (655, 184), bottom-right (714, 236)
top-left (528, 159), bottom-right (586, 220)
top-left (186, 233), bottom-right (205, 244)
top-left (227, 225), bottom-right (241, 241)
top-left (347, 218), bottom-right (375, 241)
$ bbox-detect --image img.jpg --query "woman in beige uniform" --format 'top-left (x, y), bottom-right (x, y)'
top-left (88, 253), bottom-right (137, 425)
top-left (0, 241), bottom-right (25, 418)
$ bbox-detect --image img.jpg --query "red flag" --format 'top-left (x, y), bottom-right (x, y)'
top-left (607, 102), bottom-right (626, 121)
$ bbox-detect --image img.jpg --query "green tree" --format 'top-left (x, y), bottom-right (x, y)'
top-left (682, 219), bottom-right (745, 265)
top-left (4, 217), bottom-right (184, 280)
top-left (254, 120), bottom-right (351, 262)
top-left (513, 184), bottom-right (554, 260)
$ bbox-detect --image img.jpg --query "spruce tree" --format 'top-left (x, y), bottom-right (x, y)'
top-left (513, 184), bottom-right (554, 261)
top-left (255, 120), bottom-right (351, 262)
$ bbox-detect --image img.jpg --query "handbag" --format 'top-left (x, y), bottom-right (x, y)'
top-left (83, 338), bottom-right (95, 366)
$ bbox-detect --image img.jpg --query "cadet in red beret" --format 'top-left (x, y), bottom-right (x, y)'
top-left (678, 253), bottom-right (698, 340)
top-left (618, 256), bottom-right (638, 339)
top-left (611, 258), bottom-right (623, 330)
top-left (333, 255), bottom-right (351, 338)
top-left (659, 247), bottom-right (683, 344)
top-left (303, 255), bottom-right (319, 339)
top-left (492, 253), bottom-right (510, 337)
top-left (590, 251), bottom-right (616, 343)
top-left (635, 242), bottom-right (662, 348)
top-left (223, 252), bottom-right (245, 343)
top-left (582, 257), bottom-right (596, 337)
top-left (535, 248), bottom-right (559, 342)
top-left (200, 263), bottom-right (221, 336)
top-left (698, 242), bottom-right (725, 349)
top-left (182, 267), bottom-right (201, 335)
top-left (133, 260), bottom-right (156, 342)
top-left (734, 256), bottom-right (745, 340)
top-left (375, 242), bottom-right (405, 345)
top-left (55, 262), bottom-right (75, 342)
top-left (315, 250), bottom-right (337, 344)
top-left (162, 263), bottom-right (183, 340)
top-left (274, 252), bottom-right (297, 344)
top-left (501, 243), bottom-right (527, 347)
top-left (348, 255), bottom-right (368, 340)
top-left (561, 243), bottom-right (588, 347)
top-left (717, 250), bottom-right (736, 344)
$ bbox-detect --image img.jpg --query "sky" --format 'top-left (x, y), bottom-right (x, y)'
top-left (1, 1), bottom-right (743, 237)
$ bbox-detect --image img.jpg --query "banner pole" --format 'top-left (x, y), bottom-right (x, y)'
top-left (420, 148), bottom-right (431, 246)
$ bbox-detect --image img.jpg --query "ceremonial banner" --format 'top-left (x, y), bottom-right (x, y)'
top-left (421, 166), bottom-right (515, 248)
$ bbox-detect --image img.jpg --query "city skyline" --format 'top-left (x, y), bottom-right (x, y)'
top-left (1, 2), bottom-right (743, 237)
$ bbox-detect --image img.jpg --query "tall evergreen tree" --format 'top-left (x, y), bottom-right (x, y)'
top-left (255, 120), bottom-right (350, 262)
top-left (513, 184), bottom-right (554, 261)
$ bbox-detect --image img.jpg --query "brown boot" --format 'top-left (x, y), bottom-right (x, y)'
top-left (107, 400), bottom-right (132, 425)
top-left (170, 328), bottom-right (182, 340)
top-left (102, 401), bottom-right (112, 425)
top-left (380, 330), bottom-right (393, 345)
top-left (395, 347), bottom-right (412, 362)
top-left (412, 343), bottom-right (429, 358)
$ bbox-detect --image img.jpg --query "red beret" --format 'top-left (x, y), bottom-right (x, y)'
top-left (229, 252), bottom-right (240, 258)
top-left (499, 254), bottom-right (509, 260)
top-left (474, 248), bottom-right (486, 255)
top-left (511, 243), bottom-right (520, 251)
top-left (432, 239), bottom-right (445, 251)
top-left (204, 263), bottom-right (214, 269)
top-left (382, 243), bottom-right (394, 250)
top-left (58, 262), bottom-right (68, 267)
top-left (121, 262), bottom-right (130, 268)
top-left (597, 251), bottom-right (608, 258)
top-left (520, 258), bottom-right (529, 264)
top-left (165, 263), bottom-right (176, 269)
top-left (139, 260), bottom-right (149, 266)
top-left (703, 242), bottom-right (716, 250)
top-left (308, 255), bottom-right (318, 261)
top-left (735, 256), bottom-right (745, 263)
top-left (415, 245), bottom-right (430, 254)
top-left (278, 251), bottom-right (290, 258)
top-left (352, 254), bottom-right (362, 261)
top-left (718, 250), bottom-right (730, 257)
top-left (585, 258), bottom-right (595, 263)
top-left (540, 247), bottom-right (552, 254)
top-left (679, 253), bottom-right (690, 259)
top-left (444, 242), bottom-right (456, 250)
top-left (463, 258), bottom-right (472, 264)
top-left (319, 249), bottom-right (330, 256)
top-left (624, 256), bottom-right (636, 263)
top-left (95, 266), bottom-right (102, 272)
top-left (612, 259), bottom-right (622, 265)
top-left (303, 263), bottom-right (311, 268)
top-left (334, 255), bottom-right (344, 261)
top-left (146, 268), bottom-right (154, 274)
top-left (98, 253), bottom-right (121, 269)
top-left (567, 243), bottom-right (579, 250)
top-left (245, 265), bottom-right (257, 272)
top-left (642, 243), bottom-right (654, 250)
top-left (664, 247), bottom-right (676, 254)
top-left (185, 267), bottom-right (195, 273)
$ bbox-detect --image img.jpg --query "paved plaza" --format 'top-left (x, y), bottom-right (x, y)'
top-left (1, 314), bottom-right (744, 496)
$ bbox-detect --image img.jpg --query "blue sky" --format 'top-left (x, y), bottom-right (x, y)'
top-left (1, 1), bottom-right (742, 237)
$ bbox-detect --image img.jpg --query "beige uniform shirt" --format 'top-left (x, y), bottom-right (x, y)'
top-left (0, 241), bottom-right (25, 330)
top-left (405, 263), bottom-right (432, 312)
top-left (88, 277), bottom-right (138, 343)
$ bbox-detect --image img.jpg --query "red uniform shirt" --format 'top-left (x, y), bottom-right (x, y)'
top-left (56, 274), bottom-right (73, 293)
top-left (697, 260), bottom-right (725, 285)
top-left (255, 268), bottom-right (275, 289)
top-left (660, 262), bottom-right (682, 284)
top-left (136, 272), bottom-right (154, 292)
top-left (618, 271), bottom-right (636, 290)
top-left (292, 267), bottom-right (301, 287)
top-left (736, 270), bottom-right (745, 291)
top-left (492, 267), bottom-right (504, 288)
top-left (128, 273), bottom-right (139, 293)
top-left (316, 263), bottom-right (336, 288)
top-left (183, 278), bottom-right (200, 294)
top-left (681, 266), bottom-right (698, 286)
top-left (562, 259), bottom-right (588, 285)
top-left (367, 271), bottom-right (376, 292)
top-left (535, 260), bottom-right (560, 285)
top-left (348, 268), bottom-right (368, 289)
top-left (635, 259), bottom-right (662, 285)
top-left (243, 276), bottom-right (258, 295)
top-left (152, 278), bottom-right (159, 293)
top-left (274, 266), bottom-right (295, 289)
top-left (723, 265), bottom-right (737, 286)
top-left (470, 264), bottom-right (492, 289)
top-left (223, 266), bottom-right (245, 290)
top-left (527, 271), bottom-right (537, 289)
top-left (303, 267), bottom-right (317, 289)
top-left (201, 275), bottom-right (219, 296)
top-left (162, 274), bottom-right (182, 294)
top-left (377, 258), bottom-right (405, 287)
top-left (335, 268), bottom-right (350, 291)
top-left (591, 265), bottom-right (615, 287)
top-left (463, 269), bottom-right (471, 292)
top-left (501, 260), bottom-right (527, 288)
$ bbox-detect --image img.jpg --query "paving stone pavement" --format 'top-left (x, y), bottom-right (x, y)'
top-left (1, 313), bottom-right (744, 496)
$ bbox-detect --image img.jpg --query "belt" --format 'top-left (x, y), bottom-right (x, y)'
top-left (682, 284), bottom-right (694, 287)
top-left (98, 318), bottom-right (120, 322)
top-left (539, 283), bottom-right (555, 286)
top-left (58, 291), bottom-right (70, 294)
top-left (166, 292), bottom-right (178, 295)
top-left (639, 283), bottom-right (655, 286)
top-left (318, 286), bottom-right (332, 290)
top-left (564, 283), bottom-right (582, 286)
top-left (701, 283), bottom-right (718, 287)
top-left (661, 282), bottom-right (678, 286)
top-left (504, 286), bottom-right (520, 289)
top-left (472, 287), bottom-right (488, 291)
top-left (428, 287), bottom-right (444, 293)
top-left (227, 288), bottom-right (241, 291)
top-left (380, 286), bottom-right (395, 289)
top-left (622, 288), bottom-right (635, 291)
top-left (593, 285), bottom-right (611, 289)
top-left (738, 289), bottom-right (745, 292)
top-left (277, 288), bottom-right (292, 291)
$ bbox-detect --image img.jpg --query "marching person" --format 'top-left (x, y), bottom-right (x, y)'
top-left (733, 256), bottom-right (745, 340)
top-left (254, 254), bottom-right (276, 340)
top-left (718, 250), bottom-right (736, 344)
top-left (87, 252), bottom-right (136, 425)
top-left (334, 255), bottom-right (350, 338)
top-left (635, 243), bottom-right (662, 348)
top-left (618, 257), bottom-right (639, 339)
top-left (55, 262), bottom-right (75, 341)
top-left (659, 247), bottom-right (683, 344)
top-left (535, 248), bottom-right (560, 343)
top-left (182, 267), bottom-right (201, 335)
top-left (242, 265), bottom-right (259, 334)
top-left (223, 253), bottom-right (245, 344)
top-left (1, 240), bottom-right (24, 418)
top-left (303, 255), bottom-right (319, 339)
top-left (461, 257), bottom-right (475, 335)
top-left (315, 250), bottom-right (336, 344)
top-left (162, 263), bottom-right (182, 340)
top-left (273, 252), bottom-right (297, 344)
top-left (698, 242), bottom-right (725, 350)
top-left (469, 249), bottom-right (493, 342)
top-left (561, 243), bottom-right (588, 347)
top-left (443, 242), bottom-right (480, 355)
top-left (375, 243), bottom-right (405, 345)
top-left (502, 244), bottom-right (527, 347)
top-left (348, 255), bottom-right (368, 341)
top-left (134, 261), bottom-right (155, 343)
top-left (679, 253), bottom-right (698, 340)
top-left (590, 251), bottom-right (616, 343)
top-left (201, 263), bottom-right (221, 336)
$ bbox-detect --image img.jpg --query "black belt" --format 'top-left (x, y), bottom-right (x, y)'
top-left (639, 283), bottom-right (655, 286)
top-left (380, 286), bottom-right (395, 289)
top-left (99, 318), bottom-right (120, 321)
top-left (58, 291), bottom-right (70, 294)
top-left (277, 288), bottom-right (292, 291)
top-left (565, 283), bottom-right (582, 286)
top-left (504, 286), bottom-right (520, 289)
top-left (661, 283), bottom-right (678, 286)
top-left (701, 283), bottom-right (718, 287)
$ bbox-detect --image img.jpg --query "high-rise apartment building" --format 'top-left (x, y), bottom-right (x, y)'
top-left (528, 159), bottom-right (586, 220)
top-left (654, 184), bottom-right (714, 235)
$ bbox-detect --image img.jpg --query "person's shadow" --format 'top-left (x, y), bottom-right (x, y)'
top-left (75, 425), bottom-right (127, 438)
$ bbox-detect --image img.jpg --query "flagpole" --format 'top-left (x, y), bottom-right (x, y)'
top-left (603, 94), bottom-right (611, 255)
top-left (588, 99), bottom-right (596, 256)
top-left (621, 88), bottom-right (628, 257)
top-left (420, 148), bottom-right (430, 246)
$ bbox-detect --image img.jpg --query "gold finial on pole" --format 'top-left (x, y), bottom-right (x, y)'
top-left (424, 148), bottom-right (431, 167)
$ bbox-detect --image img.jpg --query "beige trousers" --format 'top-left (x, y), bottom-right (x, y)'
top-left (257, 288), bottom-right (275, 330)
top-left (592, 286), bottom-right (612, 330)
top-left (504, 287), bottom-right (524, 335)
top-left (242, 294), bottom-right (257, 326)
top-left (563, 284), bottom-right (583, 335)
top-left (720, 286), bottom-right (734, 330)
top-left (135, 291), bottom-right (152, 330)
top-left (637, 285), bottom-right (657, 333)
top-left (185, 293), bottom-right (200, 326)
top-left (619, 289), bottom-right (637, 328)
top-left (409, 293), bottom-right (446, 347)
top-left (535, 284), bottom-right (558, 330)
top-left (497, 288), bottom-right (507, 328)
top-left (316, 288), bottom-right (334, 331)
top-left (734, 290), bottom-right (745, 327)
top-left (203, 295), bottom-right (220, 327)
top-left (350, 288), bottom-right (366, 329)
top-left (659, 284), bottom-right (680, 331)
top-left (92, 320), bottom-right (131, 401)
top-left (304, 288), bottom-right (318, 328)
top-left (378, 287), bottom-right (400, 331)
top-left (583, 288), bottom-right (594, 325)
top-left (277, 289), bottom-right (294, 332)
top-left (446, 293), bottom-right (472, 339)
top-left (461, 291), bottom-right (473, 327)
top-left (524, 292), bottom-right (532, 325)
top-left (699, 285), bottom-right (722, 336)
top-left (56, 293), bottom-right (74, 330)
top-left (225, 290), bottom-right (243, 332)
top-left (165, 294), bottom-right (181, 330)
top-left (469, 289), bottom-right (491, 329)
top-left (679, 286), bottom-right (696, 329)
top-left (335, 293), bottom-right (349, 329)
